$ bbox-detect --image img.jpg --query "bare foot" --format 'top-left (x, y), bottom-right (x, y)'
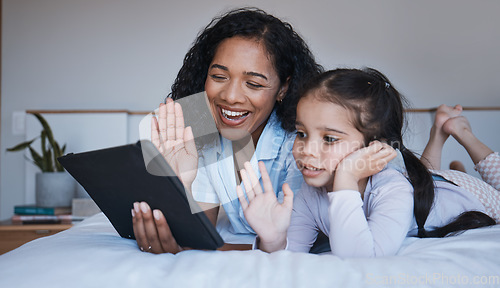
top-left (421, 104), bottom-right (464, 170)
top-left (433, 104), bottom-right (463, 135)
top-left (442, 115), bottom-right (473, 142)
top-left (442, 113), bottom-right (493, 165)
top-left (449, 160), bottom-right (466, 173)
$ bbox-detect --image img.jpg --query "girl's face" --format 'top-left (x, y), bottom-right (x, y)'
top-left (205, 36), bottom-right (287, 144)
top-left (292, 94), bottom-right (365, 189)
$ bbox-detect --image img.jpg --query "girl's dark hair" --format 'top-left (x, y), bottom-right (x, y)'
top-left (169, 7), bottom-right (323, 131)
top-left (291, 68), bottom-right (496, 238)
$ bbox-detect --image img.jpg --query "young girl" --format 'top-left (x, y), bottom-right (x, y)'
top-left (236, 68), bottom-right (498, 257)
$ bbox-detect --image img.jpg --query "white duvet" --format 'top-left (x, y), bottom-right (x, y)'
top-left (1, 213), bottom-right (499, 288)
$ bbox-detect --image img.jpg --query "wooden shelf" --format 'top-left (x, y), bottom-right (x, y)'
top-left (0, 220), bottom-right (72, 255)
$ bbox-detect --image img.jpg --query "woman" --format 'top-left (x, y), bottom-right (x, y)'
top-left (132, 7), bottom-right (323, 253)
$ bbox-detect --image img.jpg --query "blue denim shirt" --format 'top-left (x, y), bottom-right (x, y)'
top-left (191, 111), bottom-right (304, 235)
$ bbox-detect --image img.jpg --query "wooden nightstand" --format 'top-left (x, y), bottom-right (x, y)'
top-left (0, 220), bottom-right (72, 255)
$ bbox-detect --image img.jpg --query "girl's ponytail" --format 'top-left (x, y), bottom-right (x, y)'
top-left (425, 211), bottom-right (496, 238)
top-left (399, 146), bottom-right (434, 237)
top-left (400, 145), bottom-right (496, 238)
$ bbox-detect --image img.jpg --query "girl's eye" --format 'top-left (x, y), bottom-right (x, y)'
top-left (246, 82), bottom-right (264, 89)
top-left (323, 136), bottom-right (338, 143)
top-left (296, 131), bottom-right (306, 138)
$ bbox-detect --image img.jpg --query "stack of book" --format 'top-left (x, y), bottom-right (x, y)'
top-left (12, 205), bottom-right (76, 224)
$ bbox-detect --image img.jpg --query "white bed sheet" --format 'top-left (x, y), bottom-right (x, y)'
top-left (1, 212), bottom-right (499, 288)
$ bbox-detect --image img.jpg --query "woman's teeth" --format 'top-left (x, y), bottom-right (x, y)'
top-left (221, 108), bottom-right (249, 119)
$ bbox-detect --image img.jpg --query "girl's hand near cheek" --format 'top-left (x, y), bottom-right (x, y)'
top-left (333, 141), bottom-right (397, 192)
top-left (237, 161), bottom-right (293, 253)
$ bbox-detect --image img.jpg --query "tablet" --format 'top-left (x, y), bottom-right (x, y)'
top-left (58, 140), bottom-right (224, 250)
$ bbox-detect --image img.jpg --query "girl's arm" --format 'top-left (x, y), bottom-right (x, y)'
top-left (329, 142), bottom-right (413, 257)
top-left (327, 180), bottom-right (414, 257)
top-left (286, 185), bottom-right (321, 253)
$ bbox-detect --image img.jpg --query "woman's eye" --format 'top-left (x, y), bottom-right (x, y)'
top-left (324, 136), bottom-right (338, 143)
top-left (247, 82), bottom-right (264, 88)
top-left (209, 74), bottom-right (226, 80)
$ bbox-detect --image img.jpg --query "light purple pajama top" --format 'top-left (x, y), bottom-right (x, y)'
top-left (286, 167), bottom-right (486, 257)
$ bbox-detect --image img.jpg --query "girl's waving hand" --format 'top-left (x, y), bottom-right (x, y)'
top-left (237, 161), bottom-right (293, 252)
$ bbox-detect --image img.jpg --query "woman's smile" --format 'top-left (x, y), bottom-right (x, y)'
top-left (205, 36), bottom-right (286, 143)
top-left (218, 106), bottom-right (251, 125)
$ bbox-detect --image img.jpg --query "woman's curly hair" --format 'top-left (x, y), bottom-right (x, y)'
top-left (169, 7), bottom-right (323, 131)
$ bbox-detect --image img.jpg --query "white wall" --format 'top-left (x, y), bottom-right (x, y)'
top-left (2, 0), bottom-right (500, 220)
top-left (23, 112), bottom-right (131, 205)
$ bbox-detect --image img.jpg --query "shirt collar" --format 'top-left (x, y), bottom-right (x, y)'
top-left (255, 110), bottom-right (286, 161)
top-left (216, 109), bottom-right (285, 162)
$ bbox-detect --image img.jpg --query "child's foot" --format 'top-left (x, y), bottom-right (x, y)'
top-left (433, 104), bottom-right (463, 134)
top-left (449, 160), bottom-right (466, 173)
top-left (443, 113), bottom-right (494, 165)
top-left (442, 115), bottom-right (473, 144)
top-left (421, 104), bottom-right (465, 170)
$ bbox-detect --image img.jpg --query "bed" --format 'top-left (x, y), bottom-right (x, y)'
top-left (0, 212), bottom-right (499, 288)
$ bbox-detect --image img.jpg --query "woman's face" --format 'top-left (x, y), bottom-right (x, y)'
top-left (292, 94), bottom-right (365, 189)
top-left (205, 36), bottom-right (287, 144)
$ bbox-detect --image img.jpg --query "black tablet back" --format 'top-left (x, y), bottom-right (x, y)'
top-left (58, 140), bottom-right (223, 250)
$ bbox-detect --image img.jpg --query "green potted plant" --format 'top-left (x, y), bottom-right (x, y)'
top-left (7, 113), bottom-right (75, 207)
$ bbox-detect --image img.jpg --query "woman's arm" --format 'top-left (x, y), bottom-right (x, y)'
top-left (133, 202), bottom-right (253, 253)
top-left (151, 98), bottom-right (198, 187)
top-left (132, 202), bottom-right (182, 254)
top-left (133, 98), bottom-right (200, 254)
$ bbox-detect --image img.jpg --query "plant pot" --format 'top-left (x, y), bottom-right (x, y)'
top-left (35, 172), bottom-right (76, 207)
